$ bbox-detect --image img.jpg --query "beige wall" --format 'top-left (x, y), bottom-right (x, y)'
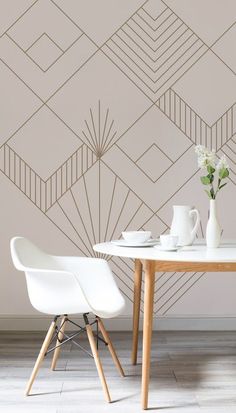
top-left (1, 0), bottom-right (236, 328)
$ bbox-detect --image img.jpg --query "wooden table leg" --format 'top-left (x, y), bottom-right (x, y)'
top-left (141, 260), bottom-right (155, 410)
top-left (132, 258), bottom-right (142, 365)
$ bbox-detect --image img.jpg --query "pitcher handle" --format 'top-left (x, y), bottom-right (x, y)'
top-left (189, 209), bottom-right (200, 241)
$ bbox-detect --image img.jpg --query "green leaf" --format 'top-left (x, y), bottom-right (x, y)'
top-left (219, 168), bottom-right (229, 179)
top-left (207, 165), bottom-right (215, 174)
top-left (201, 176), bottom-right (211, 185)
top-left (204, 189), bottom-right (212, 199)
top-left (207, 173), bottom-right (214, 184)
top-left (219, 182), bottom-right (227, 190)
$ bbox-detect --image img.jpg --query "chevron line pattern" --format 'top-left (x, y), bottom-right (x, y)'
top-left (1, 0), bottom-right (236, 318)
top-left (0, 143), bottom-right (97, 212)
top-left (102, 4), bottom-right (207, 101)
top-left (156, 89), bottom-right (236, 150)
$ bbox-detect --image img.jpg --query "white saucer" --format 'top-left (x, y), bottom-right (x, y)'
top-left (111, 239), bottom-right (159, 247)
top-left (154, 245), bottom-right (179, 252)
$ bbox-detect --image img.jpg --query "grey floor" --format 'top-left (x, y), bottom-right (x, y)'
top-left (1, 331), bottom-right (236, 412)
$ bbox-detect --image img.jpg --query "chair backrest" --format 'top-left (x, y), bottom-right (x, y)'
top-left (11, 237), bottom-right (58, 271)
top-left (10, 237), bottom-right (88, 315)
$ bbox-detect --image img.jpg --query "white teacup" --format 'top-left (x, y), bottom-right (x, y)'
top-left (122, 231), bottom-right (151, 243)
top-left (160, 234), bottom-right (179, 249)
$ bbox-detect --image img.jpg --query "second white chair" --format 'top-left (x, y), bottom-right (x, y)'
top-left (10, 237), bottom-right (126, 402)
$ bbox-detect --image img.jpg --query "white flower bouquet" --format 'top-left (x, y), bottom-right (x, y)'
top-left (195, 145), bottom-right (229, 199)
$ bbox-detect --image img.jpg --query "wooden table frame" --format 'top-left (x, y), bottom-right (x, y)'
top-left (132, 258), bottom-right (236, 410)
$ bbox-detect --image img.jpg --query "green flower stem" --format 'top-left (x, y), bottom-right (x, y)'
top-left (200, 167), bottom-right (229, 199)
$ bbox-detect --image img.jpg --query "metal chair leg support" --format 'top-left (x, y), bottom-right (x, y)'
top-left (26, 314), bottom-right (123, 400)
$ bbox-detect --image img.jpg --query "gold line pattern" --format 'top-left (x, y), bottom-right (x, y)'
top-left (46, 161), bottom-right (167, 260)
top-left (157, 89), bottom-right (236, 150)
top-left (0, 143), bottom-right (97, 212)
top-left (1, 0), bottom-right (236, 317)
top-left (80, 101), bottom-right (118, 157)
top-left (102, 4), bottom-right (207, 101)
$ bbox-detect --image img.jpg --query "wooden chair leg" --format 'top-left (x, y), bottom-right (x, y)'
top-left (25, 319), bottom-right (57, 396)
top-left (97, 317), bottom-right (125, 377)
top-left (51, 316), bottom-right (67, 371)
top-left (86, 324), bottom-right (111, 403)
top-left (132, 258), bottom-right (142, 365)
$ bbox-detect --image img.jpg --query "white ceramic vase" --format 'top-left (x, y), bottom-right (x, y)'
top-left (206, 199), bottom-right (221, 248)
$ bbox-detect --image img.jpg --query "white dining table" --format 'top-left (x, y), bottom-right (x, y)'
top-left (93, 239), bottom-right (236, 410)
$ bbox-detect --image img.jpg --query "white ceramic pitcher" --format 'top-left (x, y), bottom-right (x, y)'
top-left (170, 205), bottom-right (200, 246)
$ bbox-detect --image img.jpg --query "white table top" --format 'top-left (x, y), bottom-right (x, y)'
top-left (93, 239), bottom-right (236, 262)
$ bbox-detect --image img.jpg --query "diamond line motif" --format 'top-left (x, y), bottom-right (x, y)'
top-left (102, 2), bottom-right (207, 101)
top-left (1, 0), bottom-right (236, 316)
top-left (26, 33), bottom-right (63, 72)
top-left (136, 143), bottom-right (172, 182)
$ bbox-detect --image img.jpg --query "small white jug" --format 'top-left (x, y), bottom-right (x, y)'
top-left (170, 205), bottom-right (200, 246)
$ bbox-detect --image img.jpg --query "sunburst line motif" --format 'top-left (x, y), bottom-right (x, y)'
top-left (81, 100), bottom-right (117, 158)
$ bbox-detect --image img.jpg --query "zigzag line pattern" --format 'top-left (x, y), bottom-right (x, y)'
top-left (0, 143), bottom-right (97, 212)
top-left (156, 89), bottom-right (236, 150)
top-left (102, 4), bottom-right (207, 101)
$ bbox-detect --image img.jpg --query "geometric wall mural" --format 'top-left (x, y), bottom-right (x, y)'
top-left (102, 0), bottom-right (208, 102)
top-left (1, 0), bottom-right (236, 317)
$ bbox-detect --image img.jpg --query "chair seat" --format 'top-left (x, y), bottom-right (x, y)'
top-left (38, 300), bottom-right (91, 316)
top-left (53, 256), bottom-right (125, 318)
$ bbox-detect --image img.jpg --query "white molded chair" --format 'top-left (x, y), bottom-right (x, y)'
top-left (10, 237), bottom-right (125, 402)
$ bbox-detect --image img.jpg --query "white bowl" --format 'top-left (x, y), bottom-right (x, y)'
top-left (122, 231), bottom-right (151, 243)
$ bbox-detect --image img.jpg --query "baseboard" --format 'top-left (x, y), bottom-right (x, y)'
top-left (0, 314), bottom-right (236, 331)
